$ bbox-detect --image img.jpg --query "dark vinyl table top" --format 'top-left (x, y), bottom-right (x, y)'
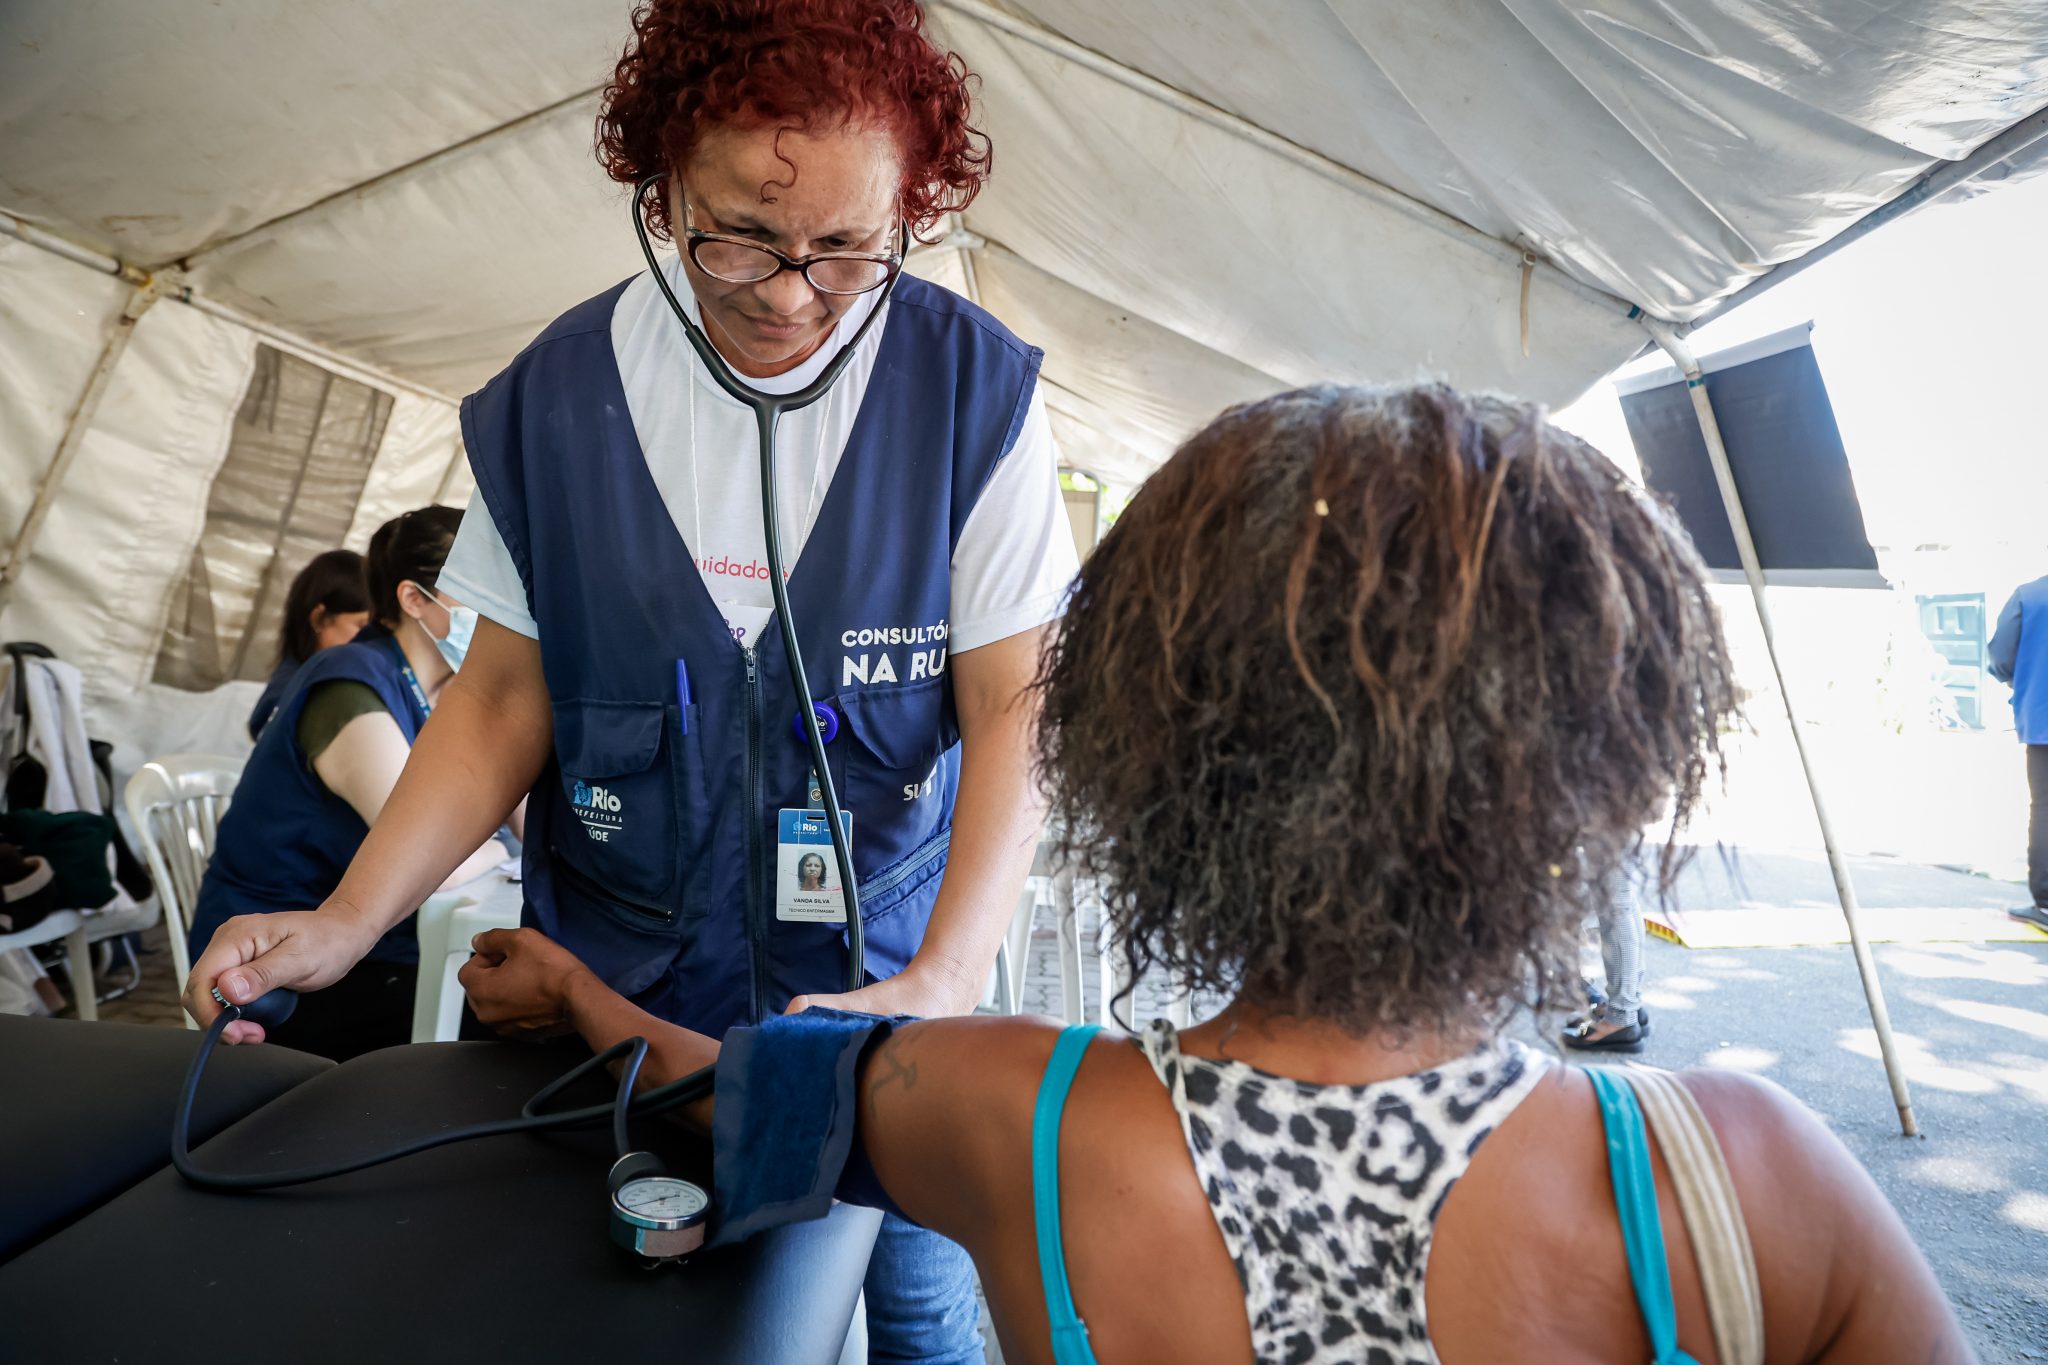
top-left (0, 1021), bottom-right (878, 1365)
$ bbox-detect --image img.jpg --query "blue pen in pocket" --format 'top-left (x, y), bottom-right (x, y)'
top-left (675, 658), bottom-right (691, 734)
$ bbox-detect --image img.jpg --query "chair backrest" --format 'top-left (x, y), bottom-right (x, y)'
top-left (123, 753), bottom-right (244, 1020)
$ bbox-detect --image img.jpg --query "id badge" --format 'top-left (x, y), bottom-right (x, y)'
top-left (776, 808), bottom-right (854, 923)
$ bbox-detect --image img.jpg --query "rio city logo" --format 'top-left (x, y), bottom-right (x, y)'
top-left (571, 777), bottom-right (625, 841)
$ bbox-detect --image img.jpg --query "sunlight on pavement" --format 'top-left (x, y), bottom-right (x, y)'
top-left (1909, 1155), bottom-right (2007, 1195)
top-left (1700, 1045), bottom-right (1778, 1073)
top-left (1837, 1028), bottom-right (2000, 1095)
top-left (1699, 965), bottom-right (1783, 982)
top-left (1878, 945), bottom-right (2048, 987)
top-left (1999, 1192), bottom-right (2048, 1236)
top-left (1979, 1055), bottom-right (2048, 1108)
top-left (1658, 975), bottom-right (1720, 993)
top-left (1934, 999), bottom-right (2048, 1041)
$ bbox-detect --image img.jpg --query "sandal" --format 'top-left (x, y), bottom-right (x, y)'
top-left (1563, 1016), bottom-right (1648, 1053)
top-left (1564, 999), bottom-right (1649, 1034)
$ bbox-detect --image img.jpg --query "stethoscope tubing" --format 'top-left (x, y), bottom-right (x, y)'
top-left (633, 173), bottom-right (902, 995)
top-left (171, 1004), bottom-right (717, 1192)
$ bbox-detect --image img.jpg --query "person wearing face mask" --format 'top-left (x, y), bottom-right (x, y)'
top-left (186, 507), bottom-right (516, 1061)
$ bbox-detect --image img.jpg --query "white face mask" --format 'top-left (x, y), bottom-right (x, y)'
top-left (416, 585), bottom-right (476, 672)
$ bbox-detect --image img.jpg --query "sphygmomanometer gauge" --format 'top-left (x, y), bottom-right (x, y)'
top-left (608, 1160), bottom-right (709, 1264)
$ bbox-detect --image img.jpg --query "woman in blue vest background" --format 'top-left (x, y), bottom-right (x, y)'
top-left (246, 548), bottom-right (371, 742)
top-left (189, 507), bottom-right (513, 1061)
top-left (185, 3), bottom-right (1075, 1357)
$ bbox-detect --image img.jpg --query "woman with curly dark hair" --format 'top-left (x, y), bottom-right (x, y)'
top-left (186, 4), bottom-right (1071, 1355)
top-left (457, 383), bottom-right (1968, 1362)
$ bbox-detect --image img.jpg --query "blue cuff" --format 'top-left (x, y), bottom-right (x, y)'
top-left (709, 1008), bottom-right (912, 1246)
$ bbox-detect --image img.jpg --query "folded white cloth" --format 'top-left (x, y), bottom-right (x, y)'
top-left (23, 656), bottom-right (100, 814)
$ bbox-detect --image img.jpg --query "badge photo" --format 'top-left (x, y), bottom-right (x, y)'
top-left (776, 808), bottom-right (854, 923)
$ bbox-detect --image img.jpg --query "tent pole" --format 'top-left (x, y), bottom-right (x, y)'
top-left (1640, 317), bottom-right (1919, 1138)
top-left (1684, 103), bottom-right (2048, 338)
top-left (1, 209), bottom-right (456, 409)
top-left (0, 272), bottom-right (172, 614)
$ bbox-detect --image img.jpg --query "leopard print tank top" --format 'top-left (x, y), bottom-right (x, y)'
top-left (1136, 1021), bottom-right (1551, 1365)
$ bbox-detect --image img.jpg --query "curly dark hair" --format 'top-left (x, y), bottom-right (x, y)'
top-left (597, 0), bottom-right (991, 241)
top-left (1036, 384), bottom-right (1740, 1036)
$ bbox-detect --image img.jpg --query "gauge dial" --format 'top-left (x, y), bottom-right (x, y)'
top-left (615, 1175), bottom-right (708, 1226)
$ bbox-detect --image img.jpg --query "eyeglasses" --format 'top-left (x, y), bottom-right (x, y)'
top-left (681, 197), bottom-right (903, 297)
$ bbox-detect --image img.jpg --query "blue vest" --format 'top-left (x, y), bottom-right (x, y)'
top-left (191, 630), bottom-right (426, 966)
top-left (247, 655), bottom-right (302, 741)
top-left (463, 274), bottom-right (1041, 1036)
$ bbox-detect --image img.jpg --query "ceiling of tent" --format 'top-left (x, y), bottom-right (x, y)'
top-left (3, 0), bottom-right (2045, 482)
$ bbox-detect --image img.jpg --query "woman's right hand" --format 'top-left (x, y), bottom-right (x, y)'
top-left (181, 905), bottom-right (378, 1044)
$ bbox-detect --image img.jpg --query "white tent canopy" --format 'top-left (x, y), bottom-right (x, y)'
top-left (3, 0), bottom-right (2047, 750)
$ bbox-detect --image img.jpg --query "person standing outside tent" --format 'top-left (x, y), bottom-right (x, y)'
top-left (1990, 572), bottom-right (2048, 933)
top-left (1563, 868), bottom-right (1651, 1052)
top-left (183, 1), bottom-right (1076, 1357)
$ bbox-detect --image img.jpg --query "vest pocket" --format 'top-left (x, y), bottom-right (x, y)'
top-left (551, 698), bottom-right (680, 904)
top-left (838, 676), bottom-right (951, 802)
top-left (544, 846), bottom-right (680, 999)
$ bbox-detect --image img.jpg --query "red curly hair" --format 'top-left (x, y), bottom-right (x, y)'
top-left (597, 0), bottom-right (991, 242)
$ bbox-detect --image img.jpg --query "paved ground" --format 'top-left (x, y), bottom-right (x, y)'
top-left (1642, 850), bottom-right (2047, 1365)
top-left (1608, 937), bottom-right (2048, 1362)
top-left (76, 849), bottom-right (2048, 1361)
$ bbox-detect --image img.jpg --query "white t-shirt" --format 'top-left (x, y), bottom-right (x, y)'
top-left (441, 256), bottom-right (1076, 654)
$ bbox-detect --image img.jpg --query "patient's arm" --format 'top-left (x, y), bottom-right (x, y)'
top-left (458, 927), bottom-right (1047, 1232)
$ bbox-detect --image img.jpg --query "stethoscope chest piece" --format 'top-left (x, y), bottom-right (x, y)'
top-left (608, 1150), bottom-right (709, 1266)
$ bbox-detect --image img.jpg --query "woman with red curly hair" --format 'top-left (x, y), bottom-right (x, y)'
top-left (185, 4), bottom-right (1069, 1356)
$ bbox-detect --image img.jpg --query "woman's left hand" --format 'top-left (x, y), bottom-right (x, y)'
top-left (784, 953), bottom-right (984, 1020)
top-left (459, 926), bottom-right (596, 1038)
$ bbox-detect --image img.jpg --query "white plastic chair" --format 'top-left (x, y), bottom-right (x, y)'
top-left (984, 880), bottom-right (1038, 1016)
top-left (123, 753), bottom-right (244, 1024)
top-left (412, 869), bottom-right (525, 1042)
top-left (0, 909), bottom-right (96, 1020)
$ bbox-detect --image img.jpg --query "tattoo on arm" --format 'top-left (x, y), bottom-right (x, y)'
top-left (864, 1042), bottom-right (920, 1112)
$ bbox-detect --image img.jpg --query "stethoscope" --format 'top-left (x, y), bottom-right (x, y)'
top-left (631, 170), bottom-right (907, 991)
top-left (172, 176), bottom-right (908, 1265)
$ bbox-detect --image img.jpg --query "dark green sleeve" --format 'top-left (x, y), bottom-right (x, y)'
top-left (295, 680), bottom-right (391, 766)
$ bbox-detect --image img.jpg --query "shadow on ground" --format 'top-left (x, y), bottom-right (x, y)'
top-left (1613, 938), bottom-right (2048, 1362)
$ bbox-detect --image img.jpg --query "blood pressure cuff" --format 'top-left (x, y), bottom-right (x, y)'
top-left (709, 1007), bottom-right (913, 1247)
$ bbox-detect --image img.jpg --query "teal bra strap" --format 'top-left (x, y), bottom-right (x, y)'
top-left (1032, 1023), bottom-right (1104, 1365)
top-left (1585, 1068), bottom-right (1701, 1365)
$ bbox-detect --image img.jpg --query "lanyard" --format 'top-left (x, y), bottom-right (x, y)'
top-left (387, 637), bottom-right (432, 726)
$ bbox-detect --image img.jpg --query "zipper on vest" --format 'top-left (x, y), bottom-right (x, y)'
top-left (857, 827), bottom-right (951, 904)
top-left (548, 845), bottom-right (676, 925)
top-left (743, 645), bottom-right (766, 1023)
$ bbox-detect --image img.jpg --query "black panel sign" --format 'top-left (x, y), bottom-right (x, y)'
top-left (1618, 327), bottom-right (1882, 587)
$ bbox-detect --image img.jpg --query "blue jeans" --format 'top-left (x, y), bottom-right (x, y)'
top-left (863, 1213), bottom-right (983, 1364)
